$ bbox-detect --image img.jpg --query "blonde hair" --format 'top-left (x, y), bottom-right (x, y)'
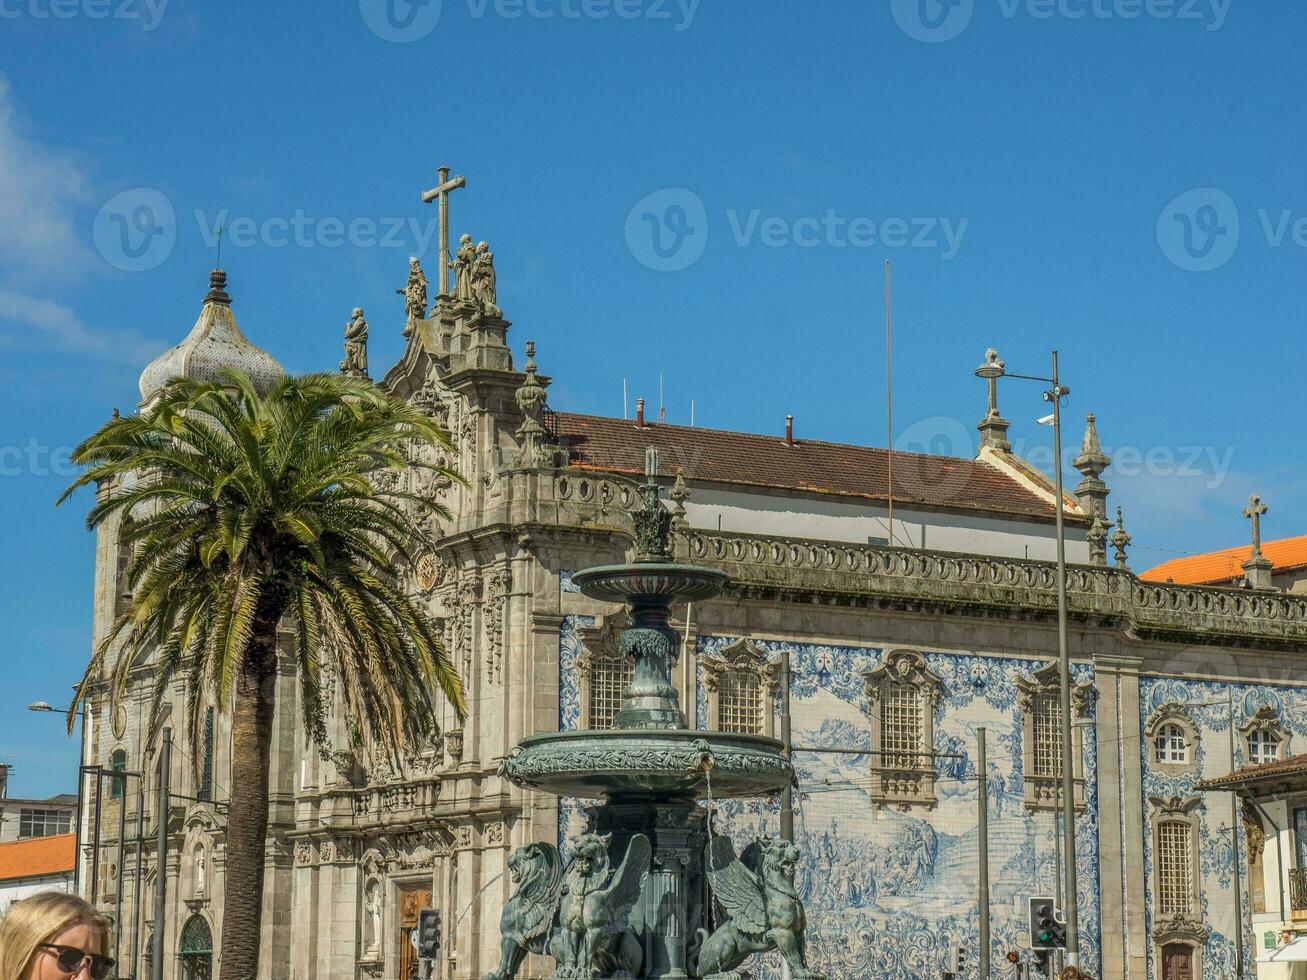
top-left (1060, 968), bottom-right (1093, 980)
top-left (0, 891), bottom-right (109, 980)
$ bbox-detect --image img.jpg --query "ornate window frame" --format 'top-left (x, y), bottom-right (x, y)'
top-left (1145, 703), bottom-right (1201, 777)
top-left (701, 639), bottom-right (779, 737)
top-left (576, 611), bottom-right (633, 730)
top-left (1017, 663), bottom-right (1091, 812)
top-left (1149, 795), bottom-right (1207, 977)
top-left (1241, 707), bottom-right (1289, 767)
top-left (862, 649), bottom-right (942, 811)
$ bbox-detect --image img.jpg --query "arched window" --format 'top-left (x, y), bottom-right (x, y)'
top-left (109, 749), bottom-right (127, 800)
top-left (1155, 723), bottom-right (1188, 765)
top-left (1249, 729), bottom-right (1281, 766)
top-left (178, 915), bottom-right (213, 980)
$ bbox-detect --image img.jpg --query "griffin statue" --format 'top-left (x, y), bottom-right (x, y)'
top-left (483, 833), bottom-right (651, 980)
top-left (695, 836), bottom-right (825, 980)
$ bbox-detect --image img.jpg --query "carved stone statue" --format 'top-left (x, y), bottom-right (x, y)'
top-left (553, 833), bottom-right (649, 978)
top-left (482, 844), bottom-right (565, 980)
top-left (451, 233), bottom-right (477, 304)
top-left (473, 240), bottom-right (502, 317)
top-left (396, 257), bottom-right (428, 337)
top-left (364, 879), bottom-right (382, 954)
top-left (194, 845), bottom-right (206, 897)
top-left (340, 308), bottom-right (369, 377)
top-left (695, 836), bottom-right (824, 980)
top-left (481, 833), bottom-right (650, 980)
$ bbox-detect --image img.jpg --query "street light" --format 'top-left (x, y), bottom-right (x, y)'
top-left (27, 700), bottom-right (57, 712)
top-left (975, 349), bottom-right (1080, 969)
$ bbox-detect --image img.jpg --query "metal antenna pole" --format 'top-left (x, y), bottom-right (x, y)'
top-left (90, 766), bottom-right (103, 905)
top-left (1051, 350), bottom-right (1080, 968)
top-left (152, 730), bottom-right (171, 980)
top-left (978, 727), bottom-right (991, 980)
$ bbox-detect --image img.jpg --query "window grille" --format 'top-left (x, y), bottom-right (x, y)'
top-left (1155, 723), bottom-right (1188, 765)
top-left (1032, 696), bottom-right (1063, 779)
top-left (882, 683), bottom-right (924, 769)
top-left (588, 656), bottom-right (633, 730)
top-left (1157, 820), bottom-right (1194, 916)
top-left (716, 670), bottom-right (763, 735)
top-left (19, 808), bottom-right (72, 838)
top-left (1249, 729), bottom-right (1280, 766)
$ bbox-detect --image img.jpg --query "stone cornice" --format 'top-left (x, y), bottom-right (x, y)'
top-left (675, 530), bottom-right (1307, 651)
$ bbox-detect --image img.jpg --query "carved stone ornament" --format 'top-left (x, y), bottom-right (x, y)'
top-left (340, 307), bottom-right (369, 377)
top-left (484, 565), bottom-right (512, 685)
top-left (414, 551), bottom-right (446, 593)
top-left (1151, 913), bottom-right (1208, 946)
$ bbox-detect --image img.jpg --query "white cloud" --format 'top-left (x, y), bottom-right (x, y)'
top-left (0, 74), bottom-right (93, 279)
top-left (0, 73), bottom-right (160, 367)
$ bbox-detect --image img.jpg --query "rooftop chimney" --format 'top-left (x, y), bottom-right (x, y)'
top-left (785, 415), bottom-right (794, 446)
top-left (636, 398), bottom-right (646, 427)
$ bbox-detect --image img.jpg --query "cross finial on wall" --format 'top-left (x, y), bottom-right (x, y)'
top-left (1244, 494), bottom-right (1269, 558)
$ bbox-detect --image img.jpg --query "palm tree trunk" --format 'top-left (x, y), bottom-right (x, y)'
top-left (218, 616), bottom-right (279, 980)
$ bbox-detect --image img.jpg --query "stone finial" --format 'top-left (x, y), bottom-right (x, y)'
top-left (513, 341), bottom-right (557, 468)
top-left (1073, 412), bottom-right (1113, 530)
top-left (976, 347), bottom-right (1011, 452)
top-left (1110, 506), bottom-right (1132, 571)
top-left (1242, 494), bottom-right (1274, 590)
top-left (203, 268), bottom-right (231, 306)
top-left (669, 468), bottom-right (690, 528)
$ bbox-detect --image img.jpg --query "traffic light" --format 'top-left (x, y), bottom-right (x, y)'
top-left (945, 940), bottom-right (966, 976)
top-left (415, 908), bottom-right (441, 959)
top-left (1029, 896), bottom-right (1066, 950)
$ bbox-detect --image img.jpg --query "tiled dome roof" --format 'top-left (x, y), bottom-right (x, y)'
top-left (138, 269), bottom-right (284, 404)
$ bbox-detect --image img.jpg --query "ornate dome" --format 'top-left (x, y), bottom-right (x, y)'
top-left (138, 269), bottom-right (285, 404)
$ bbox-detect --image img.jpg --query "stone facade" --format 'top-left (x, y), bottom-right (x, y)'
top-left (77, 262), bottom-right (1307, 980)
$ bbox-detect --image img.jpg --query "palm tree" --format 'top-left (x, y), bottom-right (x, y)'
top-left (59, 370), bottom-right (467, 980)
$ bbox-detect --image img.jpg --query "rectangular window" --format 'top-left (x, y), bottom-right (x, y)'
top-left (588, 658), bottom-right (633, 730)
top-left (717, 670), bottom-right (763, 735)
top-left (1157, 821), bottom-right (1194, 916)
top-left (1032, 696), bottom-right (1063, 779)
top-left (882, 683), bottom-right (924, 769)
top-left (19, 808), bottom-right (72, 838)
top-left (198, 708), bottom-right (215, 803)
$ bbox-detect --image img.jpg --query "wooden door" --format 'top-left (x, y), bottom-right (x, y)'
top-left (1161, 943), bottom-right (1194, 980)
top-left (398, 884), bottom-right (433, 979)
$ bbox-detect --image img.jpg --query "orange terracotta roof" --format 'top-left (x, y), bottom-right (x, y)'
top-left (1140, 534), bottom-right (1307, 586)
top-left (0, 833), bottom-right (75, 882)
top-left (1197, 753), bottom-right (1307, 792)
top-left (552, 412), bottom-right (1079, 523)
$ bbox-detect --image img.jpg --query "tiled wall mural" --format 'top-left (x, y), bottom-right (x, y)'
top-left (557, 617), bottom-right (1105, 979)
top-left (1137, 676), bottom-right (1295, 980)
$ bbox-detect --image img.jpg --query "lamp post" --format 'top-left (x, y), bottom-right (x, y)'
top-left (975, 350), bottom-right (1079, 968)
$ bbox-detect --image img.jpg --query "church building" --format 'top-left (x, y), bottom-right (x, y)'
top-left (76, 221), bottom-right (1307, 980)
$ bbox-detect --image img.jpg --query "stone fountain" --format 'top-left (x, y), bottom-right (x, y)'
top-left (487, 451), bottom-right (824, 980)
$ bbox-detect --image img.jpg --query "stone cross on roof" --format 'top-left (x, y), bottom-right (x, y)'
top-left (1244, 494), bottom-right (1268, 558)
top-left (421, 165), bottom-right (467, 296)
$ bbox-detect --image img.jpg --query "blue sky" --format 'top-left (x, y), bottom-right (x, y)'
top-left (0, 0), bottom-right (1301, 796)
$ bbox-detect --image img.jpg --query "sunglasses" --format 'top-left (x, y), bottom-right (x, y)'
top-left (36, 944), bottom-right (115, 980)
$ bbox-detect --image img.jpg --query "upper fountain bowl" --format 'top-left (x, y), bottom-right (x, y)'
top-left (572, 563), bottom-right (729, 605)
